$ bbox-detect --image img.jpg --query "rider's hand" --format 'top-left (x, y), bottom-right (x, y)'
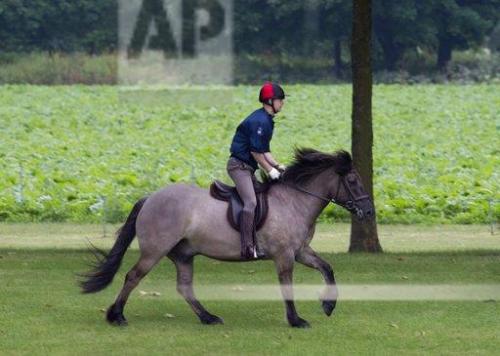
top-left (268, 167), bottom-right (281, 180)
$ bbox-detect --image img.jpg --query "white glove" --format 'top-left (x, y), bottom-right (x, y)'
top-left (277, 164), bottom-right (287, 172)
top-left (268, 167), bottom-right (281, 180)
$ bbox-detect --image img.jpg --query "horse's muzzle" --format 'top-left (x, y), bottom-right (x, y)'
top-left (349, 199), bottom-right (375, 221)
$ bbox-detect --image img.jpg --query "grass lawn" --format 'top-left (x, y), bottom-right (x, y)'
top-left (1, 224), bottom-right (499, 355)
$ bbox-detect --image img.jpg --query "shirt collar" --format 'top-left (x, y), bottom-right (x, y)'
top-left (261, 107), bottom-right (275, 123)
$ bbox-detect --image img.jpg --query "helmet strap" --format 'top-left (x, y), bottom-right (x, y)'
top-left (267, 99), bottom-right (277, 115)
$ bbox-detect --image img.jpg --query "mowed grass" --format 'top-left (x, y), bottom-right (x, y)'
top-left (1, 224), bottom-right (500, 355)
top-left (1, 222), bottom-right (499, 252)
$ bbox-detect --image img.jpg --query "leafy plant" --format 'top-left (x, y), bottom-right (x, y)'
top-left (0, 84), bottom-right (498, 223)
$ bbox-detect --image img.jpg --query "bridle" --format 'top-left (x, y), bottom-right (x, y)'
top-left (284, 173), bottom-right (370, 212)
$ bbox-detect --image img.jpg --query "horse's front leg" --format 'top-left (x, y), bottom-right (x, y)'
top-left (295, 246), bottom-right (338, 316)
top-left (274, 250), bottom-right (310, 328)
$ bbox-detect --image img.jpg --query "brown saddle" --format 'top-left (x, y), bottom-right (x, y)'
top-left (209, 180), bottom-right (270, 232)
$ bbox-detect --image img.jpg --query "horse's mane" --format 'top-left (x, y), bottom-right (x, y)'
top-left (262, 148), bottom-right (352, 186)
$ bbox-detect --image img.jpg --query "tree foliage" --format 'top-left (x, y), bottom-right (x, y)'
top-left (0, 0), bottom-right (117, 53)
top-left (0, 0), bottom-right (497, 71)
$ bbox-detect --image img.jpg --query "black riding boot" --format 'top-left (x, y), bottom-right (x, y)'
top-left (239, 211), bottom-right (257, 260)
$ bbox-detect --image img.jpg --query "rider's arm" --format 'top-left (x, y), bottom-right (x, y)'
top-left (263, 152), bottom-right (279, 168)
top-left (249, 120), bottom-right (280, 177)
top-left (251, 152), bottom-right (274, 173)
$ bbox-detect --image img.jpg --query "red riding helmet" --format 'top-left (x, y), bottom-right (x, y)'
top-left (259, 82), bottom-right (285, 106)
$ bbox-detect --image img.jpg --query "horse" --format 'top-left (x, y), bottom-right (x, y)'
top-left (80, 148), bottom-right (374, 328)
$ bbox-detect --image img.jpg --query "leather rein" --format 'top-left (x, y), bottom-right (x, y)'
top-left (284, 174), bottom-right (369, 210)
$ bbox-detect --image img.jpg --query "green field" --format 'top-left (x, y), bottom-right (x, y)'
top-left (0, 84), bottom-right (498, 224)
top-left (1, 224), bottom-right (500, 355)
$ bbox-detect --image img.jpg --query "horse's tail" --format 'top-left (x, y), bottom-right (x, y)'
top-left (79, 197), bottom-right (148, 294)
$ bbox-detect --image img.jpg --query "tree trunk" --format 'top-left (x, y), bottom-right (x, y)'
top-left (373, 19), bottom-right (400, 71)
top-left (334, 39), bottom-right (343, 79)
top-left (437, 38), bottom-right (452, 70)
top-left (380, 39), bottom-right (399, 71)
top-left (349, 0), bottom-right (382, 253)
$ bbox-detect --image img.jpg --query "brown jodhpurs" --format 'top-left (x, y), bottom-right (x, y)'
top-left (226, 157), bottom-right (258, 259)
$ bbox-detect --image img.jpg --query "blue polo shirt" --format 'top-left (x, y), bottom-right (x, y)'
top-left (230, 108), bottom-right (275, 170)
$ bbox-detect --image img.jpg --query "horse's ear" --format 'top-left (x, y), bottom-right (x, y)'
top-left (334, 150), bottom-right (353, 175)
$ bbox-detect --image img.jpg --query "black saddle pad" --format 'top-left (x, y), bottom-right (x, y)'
top-left (209, 180), bottom-right (269, 232)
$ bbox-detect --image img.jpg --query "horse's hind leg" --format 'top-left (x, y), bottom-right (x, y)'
top-left (168, 251), bottom-right (223, 325)
top-left (106, 252), bottom-right (163, 326)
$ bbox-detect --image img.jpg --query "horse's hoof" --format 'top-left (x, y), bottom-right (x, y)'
top-left (106, 305), bottom-right (128, 326)
top-left (111, 317), bottom-right (128, 327)
top-left (107, 315), bottom-right (128, 326)
top-left (322, 300), bottom-right (336, 316)
top-left (290, 317), bottom-right (310, 328)
top-left (200, 314), bottom-right (224, 325)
